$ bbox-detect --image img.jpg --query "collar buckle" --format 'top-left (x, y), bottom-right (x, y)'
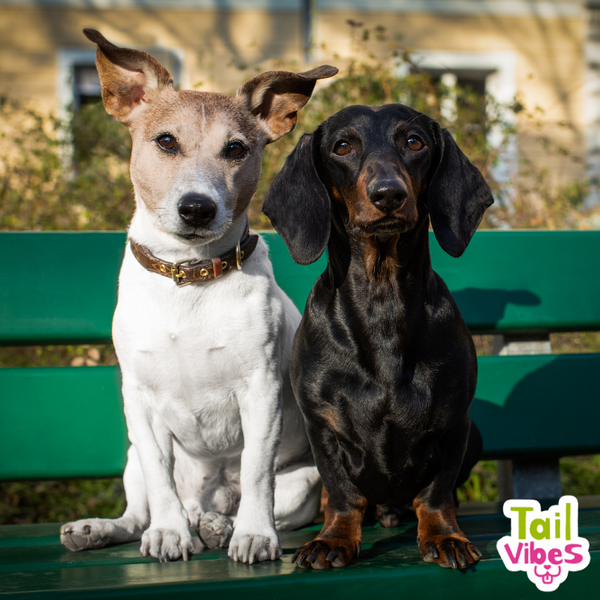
top-left (172, 261), bottom-right (191, 286)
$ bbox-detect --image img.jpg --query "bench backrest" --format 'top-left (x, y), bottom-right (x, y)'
top-left (1, 231), bottom-right (599, 480)
top-left (2, 231), bottom-right (600, 345)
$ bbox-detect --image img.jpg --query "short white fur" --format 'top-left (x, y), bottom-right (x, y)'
top-left (59, 30), bottom-right (333, 564)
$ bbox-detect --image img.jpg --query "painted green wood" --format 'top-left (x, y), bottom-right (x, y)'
top-left (430, 230), bottom-right (600, 334)
top-left (2, 354), bottom-right (599, 481)
top-left (0, 366), bottom-right (127, 480)
top-left (261, 231), bottom-right (329, 314)
top-left (0, 232), bottom-right (125, 346)
top-left (474, 353), bottom-right (600, 459)
top-left (2, 231), bottom-right (600, 345)
top-left (0, 510), bottom-right (598, 599)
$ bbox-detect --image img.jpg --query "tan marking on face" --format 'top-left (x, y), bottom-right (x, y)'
top-left (126, 88), bottom-right (264, 237)
top-left (339, 162), bottom-right (419, 231)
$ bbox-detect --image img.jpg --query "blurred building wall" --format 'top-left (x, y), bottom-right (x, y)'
top-left (0, 0), bottom-right (592, 192)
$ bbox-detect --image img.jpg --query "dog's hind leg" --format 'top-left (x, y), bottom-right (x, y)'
top-left (274, 460), bottom-right (321, 531)
top-left (375, 503), bottom-right (411, 528)
top-left (60, 445), bottom-right (150, 551)
top-left (197, 473), bottom-right (239, 549)
top-left (199, 512), bottom-right (234, 549)
top-left (453, 421), bottom-right (483, 506)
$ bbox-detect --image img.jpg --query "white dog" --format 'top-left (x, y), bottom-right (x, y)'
top-left (60, 29), bottom-right (336, 564)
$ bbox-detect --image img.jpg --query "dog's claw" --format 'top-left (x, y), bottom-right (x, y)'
top-left (307, 550), bottom-right (328, 569)
top-left (455, 547), bottom-right (468, 570)
top-left (423, 541), bottom-right (439, 562)
top-left (469, 544), bottom-right (482, 559)
top-left (326, 549), bottom-right (338, 562)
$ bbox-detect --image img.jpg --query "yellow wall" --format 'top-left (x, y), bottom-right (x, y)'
top-left (0, 5), bottom-right (587, 180)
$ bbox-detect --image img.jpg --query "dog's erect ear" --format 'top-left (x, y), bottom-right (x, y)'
top-left (263, 133), bottom-right (331, 264)
top-left (83, 29), bottom-right (173, 124)
top-left (237, 66), bottom-right (338, 143)
top-left (427, 125), bottom-right (494, 258)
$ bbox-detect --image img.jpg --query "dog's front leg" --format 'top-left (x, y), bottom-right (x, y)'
top-left (413, 419), bottom-right (482, 570)
top-left (228, 371), bottom-right (283, 564)
top-left (291, 425), bottom-right (368, 569)
top-left (123, 385), bottom-right (197, 562)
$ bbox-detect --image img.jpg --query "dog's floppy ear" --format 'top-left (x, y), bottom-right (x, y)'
top-left (427, 124), bottom-right (494, 258)
top-left (263, 133), bottom-right (330, 264)
top-left (237, 66), bottom-right (338, 143)
top-left (83, 29), bottom-right (173, 125)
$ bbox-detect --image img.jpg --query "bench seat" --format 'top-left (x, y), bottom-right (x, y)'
top-left (1, 501), bottom-right (599, 600)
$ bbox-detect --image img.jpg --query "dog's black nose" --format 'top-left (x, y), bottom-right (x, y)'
top-left (178, 193), bottom-right (217, 227)
top-left (368, 180), bottom-right (408, 213)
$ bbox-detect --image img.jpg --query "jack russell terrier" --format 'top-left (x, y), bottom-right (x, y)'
top-left (60, 29), bottom-right (337, 564)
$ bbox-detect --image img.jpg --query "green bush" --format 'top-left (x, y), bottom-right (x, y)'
top-left (0, 98), bottom-right (133, 231)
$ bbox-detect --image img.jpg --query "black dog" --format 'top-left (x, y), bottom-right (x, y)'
top-left (263, 104), bottom-right (493, 570)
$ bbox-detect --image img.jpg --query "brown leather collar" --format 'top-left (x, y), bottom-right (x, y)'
top-left (129, 231), bottom-right (259, 287)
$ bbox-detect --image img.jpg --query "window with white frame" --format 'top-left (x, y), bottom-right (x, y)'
top-left (404, 51), bottom-right (517, 188)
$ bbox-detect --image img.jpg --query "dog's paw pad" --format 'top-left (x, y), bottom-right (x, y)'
top-left (199, 512), bottom-right (233, 549)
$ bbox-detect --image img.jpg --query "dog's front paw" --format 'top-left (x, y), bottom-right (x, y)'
top-left (60, 519), bottom-right (113, 551)
top-left (199, 512), bottom-right (233, 549)
top-left (228, 527), bottom-right (281, 564)
top-left (292, 537), bottom-right (359, 570)
top-left (417, 534), bottom-right (482, 570)
top-left (140, 526), bottom-right (196, 563)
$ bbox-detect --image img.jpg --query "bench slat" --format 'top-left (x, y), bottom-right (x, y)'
top-left (0, 515), bottom-right (599, 599)
top-left (431, 230), bottom-right (600, 334)
top-left (2, 354), bottom-right (599, 481)
top-left (475, 353), bottom-right (600, 459)
top-left (2, 231), bottom-right (600, 345)
top-left (0, 232), bottom-right (125, 345)
top-left (0, 366), bottom-right (127, 480)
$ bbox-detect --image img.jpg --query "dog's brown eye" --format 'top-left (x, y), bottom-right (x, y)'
top-left (226, 141), bottom-right (247, 158)
top-left (156, 134), bottom-right (176, 151)
top-left (333, 141), bottom-right (352, 156)
top-left (407, 137), bottom-right (424, 151)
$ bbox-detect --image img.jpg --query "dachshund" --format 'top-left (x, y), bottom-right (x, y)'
top-left (263, 104), bottom-right (493, 570)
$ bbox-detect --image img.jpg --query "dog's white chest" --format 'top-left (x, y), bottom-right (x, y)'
top-left (136, 333), bottom-right (246, 457)
top-left (113, 254), bottom-right (280, 458)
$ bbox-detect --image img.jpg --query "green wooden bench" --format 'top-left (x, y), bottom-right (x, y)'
top-left (1, 230), bottom-right (599, 598)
